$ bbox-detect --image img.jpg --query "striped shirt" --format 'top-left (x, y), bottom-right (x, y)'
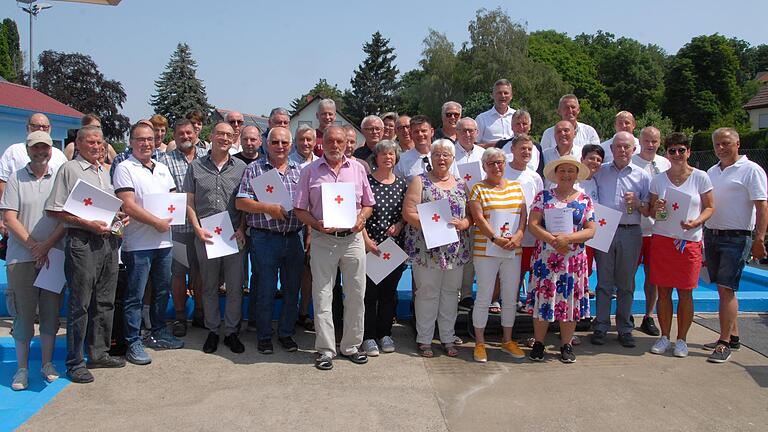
top-left (468, 180), bottom-right (525, 257)
top-left (237, 157), bottom-right (303, 233)
top-left (158, 147), bottom-right (208, 234)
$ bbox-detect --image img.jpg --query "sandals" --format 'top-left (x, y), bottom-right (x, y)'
top-left (489, 301), bottom-right (502, 314)
top-left (442, 343), bottom-right (459, 357)
top-left (418, 343), bottom-right (434, 358)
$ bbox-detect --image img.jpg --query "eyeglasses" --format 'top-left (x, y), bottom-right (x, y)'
top-left (485, 160), bottom-right (505, 166)
top-left (395, 125), bottom-right (410, 130)
top-left (422, 156), bottom-right (432, 172)
top-left (131, 137), bottom-right (154, 143)
top-left (215, 131), bottom-right (235, 138)
top-left (363, 126), bottom-right (383, 132)
top-left (29, 123), bottom-right (51, 131)
top-left (444, 112), bottom-right (460, 118)
top-left (458, 128), bottom-right (477, 134)
top-left (228, 120), bottom-right (244, 125)
top-left (270, 140), bottom-right (290, 146)
top-left (432, 153), bottom-right (453, 159)
top-left (666, 148), bottom-right (687, 155)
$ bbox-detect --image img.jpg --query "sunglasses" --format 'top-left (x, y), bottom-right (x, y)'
top-left (228, 120), bottom-right (244, 125)
top-left (666, 148), bottom-right (687, 155)
top-left (444, 112), bottom-right (461, 118)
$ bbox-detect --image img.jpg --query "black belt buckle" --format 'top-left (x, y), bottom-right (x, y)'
top-left (331, 230), bottom-right (353, 238)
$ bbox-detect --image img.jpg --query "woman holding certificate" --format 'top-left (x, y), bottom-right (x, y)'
top-left (467, 148), bottom-right (527, 363)
top-left (648, 133), bottom-right (714, 358)
top-left (403, 139), bottom-right (472, 358)
top-left (527, 156), bottom-right (596, 363)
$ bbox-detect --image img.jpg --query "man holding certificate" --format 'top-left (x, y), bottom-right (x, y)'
top-left (45, 125), bottom-right (129, 384)
top-left (236, 127), bottom-right (304, 355)
top-left (113, 122), bottom-right (183, 365)
top-left (294, 125), bottom-right (375, 371)
top-left (184, 122), bottom-right (247, 354)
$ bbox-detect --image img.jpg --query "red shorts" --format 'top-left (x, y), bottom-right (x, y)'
top-left (520, 247), bottom-right (534, 281)
top-left (638, 236), bottom-right (652, 266)
top-left (648, 234), bottom-right (702, 289)
top-left (586, 246), bottom-right (595, 276)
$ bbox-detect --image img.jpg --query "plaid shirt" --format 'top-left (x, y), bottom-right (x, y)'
top-left (158, 147), bottom-right (208, 234)
top-left (237, 157), bottom-right (303, 233)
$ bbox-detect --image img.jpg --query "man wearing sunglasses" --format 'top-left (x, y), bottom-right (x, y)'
top-left (434, 101), bottom-right (462, 143)
top-left (226, 111), bottom-right (245, 155)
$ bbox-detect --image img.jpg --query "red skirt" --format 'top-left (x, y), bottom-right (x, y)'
top-left (648, 234), bottom-right (702, 289)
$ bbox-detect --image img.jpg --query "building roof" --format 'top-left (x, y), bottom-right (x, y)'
top-left (0, 81), bottom-right (83, 118)
top-left (743, 84), bottom-right (768, 110)
top-left (290, 97), bottom-right (361, 132)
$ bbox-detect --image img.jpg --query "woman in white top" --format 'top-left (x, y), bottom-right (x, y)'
top-left (647, 133), bottom-right (714, 358)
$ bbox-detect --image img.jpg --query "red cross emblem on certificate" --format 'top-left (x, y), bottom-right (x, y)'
top-left (463, 173), bottom-right (472, 182)
top-left (672, 202), bottom-right (679, 211)
top-left (214, 227), bottom-right (222, 235)
top-left (265, 185), bottom-right (274, 194)
top-left (431, 213), bottom-right (440, 222)
top-left (382, 253), bottom-right (391, 260)
top-left (168, 204), bottom-right (176, 213)
top-left (499, 223), bottom-right (509, 235)
top-left (599, 218), bottom-right (607, 227)
top-left (83, 197), bottom-right (93, 206)
top-left (335, 195), bottom-right (344, 204)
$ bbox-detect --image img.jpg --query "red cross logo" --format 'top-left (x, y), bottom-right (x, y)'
top-left (672, 202), bottom-right (679, 211)
top-left (167, 204), bottom-right (176, 213)
top-left (214, 226), bottom-right (222, 235)
top-left (599, 218), bottom-right (607, 227)
top-left (335, 195), bottom-right (344, 204)
top-left (265, 185), bottom-right (274, 194)
top-left (431, 213), bottom-right (440, 223)
top-left (83, 197), bottom-right (93, 206)
top-left (499, 223), bottom-right (509, 235)
top-left (382, 253), bottom-right (391, 260)
top-left (463, 173), bottom-right (472, 182)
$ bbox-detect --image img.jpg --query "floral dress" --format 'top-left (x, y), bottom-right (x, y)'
top-left (404, 173), bottom-right (471, 270)
top-left (526, 189), bottom-right (594, 322)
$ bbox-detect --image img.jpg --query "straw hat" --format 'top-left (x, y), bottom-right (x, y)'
top-left (543, 155), bottom-right (590, 182)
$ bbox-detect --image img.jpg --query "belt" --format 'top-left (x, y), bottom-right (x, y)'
top-left (618, 224), bottom-right (639, 228)
top-left (251, 227), bottom-right (301, 237)
top-left (705, 228), bottom-right (752, 237)
top-left (329, 230), bottom-right (354, 238)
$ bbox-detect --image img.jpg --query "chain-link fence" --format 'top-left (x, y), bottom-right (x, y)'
top-left (689, 149), bottom-right (768, 174)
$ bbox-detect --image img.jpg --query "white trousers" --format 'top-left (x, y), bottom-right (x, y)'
top-left (413, 265), bottom-right (462, 345)
top-left (472, 255), bottom-right (521, 328)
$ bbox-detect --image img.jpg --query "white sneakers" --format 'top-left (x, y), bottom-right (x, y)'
top-left (650, 336), bottom-right (688, 358)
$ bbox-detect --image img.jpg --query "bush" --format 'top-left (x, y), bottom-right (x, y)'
top-left (691, 128), bottom-right (768, 151)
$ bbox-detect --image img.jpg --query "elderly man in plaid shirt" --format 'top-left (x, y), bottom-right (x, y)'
top-left (236, 127), bottom-right (304, 354)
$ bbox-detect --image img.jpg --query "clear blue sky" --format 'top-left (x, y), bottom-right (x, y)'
top-left (2, 0), bottom-right (767, 123)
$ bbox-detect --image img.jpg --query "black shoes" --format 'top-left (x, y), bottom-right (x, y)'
top-left (640, 316), bottom-right (660, 336)
top-left (67, 367), bottom-right (94, 384)
top-left (618, 333), bottom-right (636, 348)
top-left (590, 331), bottom-right (607, 345)
top-left (257, 339), bottom-right (274, 354)
top-left (172, 320), bottom-right (187, 337)
top-left (223, 333), bottom-right (245, 354)
top-left (529, 341), bottom-right (545, 362)
top-left (340, 350), bottom-right (368, 364)
top-left (560, 344), bottom-right (576, 363)
top-left (278, 336), bottom-right (298, 352)
top-left (86, 355), bottom-right (126, 369)
top-left (203, 332), bottom-right (219, 353)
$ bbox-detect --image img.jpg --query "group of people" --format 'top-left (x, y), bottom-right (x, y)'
top-left (3, 78), bottom-right (766, 391)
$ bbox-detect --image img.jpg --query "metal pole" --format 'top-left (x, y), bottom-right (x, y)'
top-left (29, 7), bottom-right (33, 89)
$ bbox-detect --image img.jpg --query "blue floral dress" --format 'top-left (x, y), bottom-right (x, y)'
top-left (404, 173), bottom-right (471, 270)
top-left (526, 189), bottom-right (594, 322)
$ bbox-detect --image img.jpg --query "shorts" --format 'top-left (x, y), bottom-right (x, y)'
top-left (171, 231), bottom-right (200, 276)
top-left (638, 236), bottom-right (652, 265)
top-left (703, 230), bottom-right (752, 291)
top-left (648, 234), bottom-right (702, 289)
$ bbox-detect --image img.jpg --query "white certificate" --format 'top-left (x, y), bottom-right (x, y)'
top-left (655, 188), bottom-right (693, 240)
top-left (172, 241), bottom-right (189, 268)
top-left (250, 168), bottom-right (293, 221)
top-left (199, 211), bottom-right (239, 259)
top-left (321, 182), bottom-right (356, 229)
top-left (417, 198), bottom-right (459, 249)
top-left (143, 193), bottom-right (187, 225)
top-left (63, 179), bottom-right (123, 225)
top-left (366, 238), bottom-right (408, 284)
top-left (544, 207), bottom-right (574, 234)
top-left (485, 210), bottom-right (520, 258)
top-left (457, 161), bottom-right (484, 192)
top-left (33, 248), bottom-right (66, 294)
top-left (586, 203), bottom-right (622, 253)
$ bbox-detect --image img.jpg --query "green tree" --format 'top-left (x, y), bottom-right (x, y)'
top-left (0, 25), bottom-right (12, 81)
top-left (35, 50), bottom-right (130, 141)
top-left (290, 78), bottom-right (345, 114)
top-left (1, 19), bottom-right (23, 83)
top-left (343, 31), bottom-right (399, 125)
top-left (663, 34), bottom-right (742, 130)
top-left (150, 43), bottom-right (211, 126)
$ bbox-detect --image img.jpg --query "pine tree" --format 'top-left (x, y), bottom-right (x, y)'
top-left (1, 19), bottom-right (24, 83)
top-left (343, 32), bottom-right (399, 125)
top-left (150, 43), bottom-right (211, 125)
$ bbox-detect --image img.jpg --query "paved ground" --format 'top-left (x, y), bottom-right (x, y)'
top-left (3, 314), bottom-right (767, 432)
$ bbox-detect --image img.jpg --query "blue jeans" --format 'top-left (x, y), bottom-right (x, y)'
top-left (704, 230), bottom-right (753, 291)
top-left (122, 247), bottom-right (172, 344)
top-left (250, 229), bottom-right (304, 341)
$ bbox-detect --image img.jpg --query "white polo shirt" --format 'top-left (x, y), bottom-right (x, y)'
top-left (504, 166), bottom-right (543, 247)
top-left (705, 155), bottom-right (768, 231)
top-left (601, 136), bottom-right (641, 164)
top-left (0, 142), bottom-right (68, 182)
top-left (454, 143), bottom-right (485, 165)
top-left (394, 148), bottom-right (459, 183)
top-left (539, 122), bottom-right (600, 150)
top-left (113, 155), bottom-right (176, 252)
top-left (501, 141), bottom-right (541, 173)
top-left (475, 106), bottom-right (516, 144)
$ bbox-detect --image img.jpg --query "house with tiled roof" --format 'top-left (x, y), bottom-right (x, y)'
top-left (744, 75), bottom-right (768, 131)
top-left (0, 78), bottom-right (83, 152)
